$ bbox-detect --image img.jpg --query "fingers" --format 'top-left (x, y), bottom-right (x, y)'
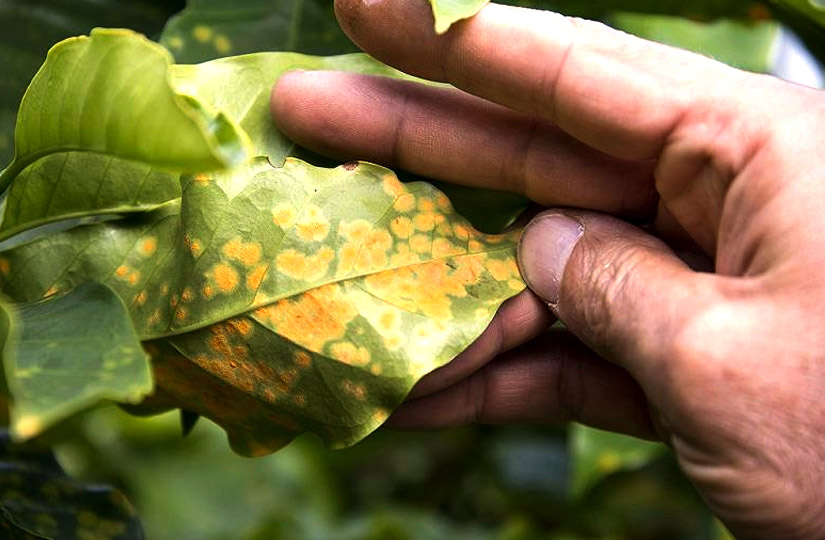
top-left (273, 71), bottom-right (656, 216)
top-left (517, 210), bottom-right (742, 387)
top-left (333, 0), bottom-right (756, 161)
top-left (389, 330), bottom-right (657, 440)
top-left (408, 289), bottom-right (554, 399)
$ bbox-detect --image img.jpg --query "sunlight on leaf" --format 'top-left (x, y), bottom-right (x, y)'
top-left (4, 282), bottom-right (152, 441)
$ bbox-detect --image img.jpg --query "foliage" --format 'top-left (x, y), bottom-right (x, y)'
top-left (0, 430), bottom-right (142, 539)
top-left (0, 0), bottom-right (822, 538)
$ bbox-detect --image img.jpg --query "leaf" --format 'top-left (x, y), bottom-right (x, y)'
top-left (0, 158), bottom-right (523, 454)
top-left (160, 0), bottom-right (358, 63)
top-left (570, 424), bottom-right (664, 497)
top-left (610, 13), bottom-right (780, 72)
top-left (4, 282), bottom-right (153, 441)
top-left (170, 52), bottom-right (420, 165)
top-left (0, 28), bottom-right (251, 194)
top-left (0, 430), bottom-right (143, 539)
top-left (0, 0), bottom-right (184, 168)
top-left (428, 0), bottom-right (490, 34)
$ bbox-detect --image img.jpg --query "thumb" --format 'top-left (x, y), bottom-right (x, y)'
top-left (517, 210), bottom-right (716, 384)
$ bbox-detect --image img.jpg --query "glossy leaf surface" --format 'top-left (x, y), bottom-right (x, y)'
top-left (0, 158), bottom-right (524, 454)
top-left (4, 282), bottom-right (152, 441)
top-left (0, 28), bottom-right (251, 193)
top-left (0, 430), bottom-right (143, 539)
top-left (160, 0), bottom-right (357, 63)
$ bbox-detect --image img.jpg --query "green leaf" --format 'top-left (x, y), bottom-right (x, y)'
top-left (0, 158), bottom-right (524, 455)
top-left (160, 0), bottom-right (358, 63)
top-left (611, 13), bottom-right (780, 72)
top-left (4, 282), bottom-right (153, 441)
top-left (570, 424), bottom-right (664, 497)
top-left (0, 430), bottom-right (143, 539)
top-left (0, 0), bottom-right (184, 168)
top-left (428, 0), bottom-right (490, 33)
top-left (0, 153), bottom-right (181, 243)
top-left (0, 28), bottom-right (252, 194)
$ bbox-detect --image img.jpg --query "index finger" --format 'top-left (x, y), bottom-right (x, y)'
top-left (334, 0), bottom-right (755, 161)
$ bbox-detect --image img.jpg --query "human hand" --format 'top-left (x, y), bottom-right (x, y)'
top-left (270, 1), bottom-right (825, 538)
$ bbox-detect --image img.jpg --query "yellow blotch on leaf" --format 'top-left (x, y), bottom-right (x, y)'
top-left (390, 216), bottom-right (413, 239)
top-left (193, 25), bottom-right (212, 43)
top-left (330, 342), bottom-right (371, 367)
top-left (175, 307), bottom-right (188, 322)
top-left (409, 234), bottom-right (431, 254)
top-left (364, 262), bottom-right (467, 322)
top-left (167, 36), bottom-right (184, 50)
top-left (222, 238), bottom-right (262, 266)
top-left (140, 237), bottom-right (157, 257)
top-left (246, 264), bottom-right (267, 291)
top-left (417, 198), bottom-right (435, 212)
top-left (228, 318), bottom-right (253, 336)
top-left (394, 194), bottom-right (415, 213)
top-left (294, 351), bottom-right (312, 368)
top-left (254, 283), bottom-right (358, 352)
top-left (276, 247), bottom-right (333, 281)
top-left (340, 219), bottom-right (373, 243)
top-left (296, 205), bottom-right (331, 242)
top-left (128, 270), bottom-right (141, 286)
top-left (0, 258), bottom-right (9, 275)
top-left (341, 379), bottom-right (367, 401)
top-left (414, 213), bottom-right (436, 232)
top-left (213, 264), bottom-right (239, 292)
top-left (115, 265), bottom-right (129, 278)
top-left (214, 34), bottom-right (231, 54)
top-left (272, 203), bottom-right (297, 228)
top-left (135, 291), bottom-right (148, 306)
top-left (382, 174), bottom-right (405, 197)
top-left (193, 173), bottom-right (211, 184)
top-left (433, 238), bottom-right (465, 258)
top-left (486, 259), bottom-right (514, 281)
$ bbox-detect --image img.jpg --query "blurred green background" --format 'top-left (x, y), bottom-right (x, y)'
top-left (3, 0), bottom-right (825, 538)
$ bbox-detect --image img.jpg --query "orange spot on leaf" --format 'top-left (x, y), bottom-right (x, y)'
top-left (213, 264), bottom-right (239, 292)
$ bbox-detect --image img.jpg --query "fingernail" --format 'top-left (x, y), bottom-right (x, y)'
top-left (518, 212), bottom-right (583, 306)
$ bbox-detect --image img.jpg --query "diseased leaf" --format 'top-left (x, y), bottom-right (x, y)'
top-left (0, 158), bottom-right (524, 454)
top-left (428, 0), bottom-right (490, 33)
top-left (4, 282), bottom-right (153, 441)
top-left (0, 430), bottom-right (143, 539)
top-left (160, 0), bottom-right (357, 63)
top-left (570, 424), bottom-right (664, 497)
top-left (0, 29), bottom-right (251, 194)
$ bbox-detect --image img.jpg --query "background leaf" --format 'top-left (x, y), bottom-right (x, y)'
top-left (570, 424), bottom-right (664, 497)
top-left (610, 13), bottom-right (780, 72)
top-left (4, 282), bottom-right (152, 441)
top-left (160, 0), bottom-right (358, 63)
top-left (0, 430), bottom-right (143, 540)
